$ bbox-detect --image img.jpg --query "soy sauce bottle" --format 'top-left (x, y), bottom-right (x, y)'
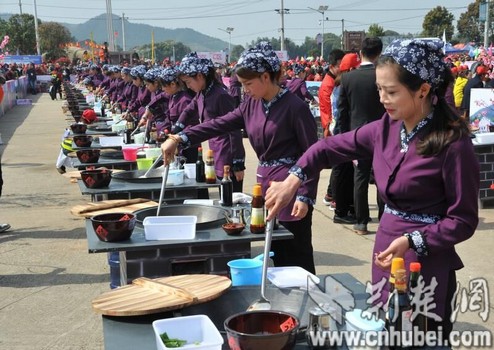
top-left (387, 268), bottom-right (413, 349)
top-left (205, 149), bottom-right (216, 184)
top-left (250, 183), bottom-right (265, 233)
top-left (195, 147), bottom-right (206, 183)
top-left (220, 165), bottom-right (233, 206)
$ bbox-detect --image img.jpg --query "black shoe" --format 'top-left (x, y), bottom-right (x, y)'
top-left (56, 165), bottom-right (66, 174)
top-left (0, 224), bottom-right (11, 233)
top-left (333, 215), bottom-right (357, 225)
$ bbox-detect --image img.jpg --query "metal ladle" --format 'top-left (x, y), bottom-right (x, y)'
top-left (139, 154), bottom-right (163, 178)
top-left (247, 219), bottom-right (274, 311)
top-left (156, 164), bottom-right (170, 216)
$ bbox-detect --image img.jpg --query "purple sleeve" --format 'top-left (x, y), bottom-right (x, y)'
top-left (422, 136), bottom-right (479, 253)
top-left (176, 98), bottom-right (200, 129)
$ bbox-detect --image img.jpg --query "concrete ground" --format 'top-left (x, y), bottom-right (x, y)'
top-left (0, 93), bottom-right (492, 349)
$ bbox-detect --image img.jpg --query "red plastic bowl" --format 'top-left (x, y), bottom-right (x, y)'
top-left (224, 310), bottom-right (300, 350)
top-left (90, 213), bottom-right (136, 242)
top-left (80, 168), bottom-right (112, 188)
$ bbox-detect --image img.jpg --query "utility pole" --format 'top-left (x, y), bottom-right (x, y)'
top-left (309, 6), bottom-right (328, 59)
top-left (33, 0), bottom-right (40, 55)
top-left (19, 0), bottom-right (22, 14)
top-left (218, 27), bottom-right (234, 63)
top-left (121, 13), bottom-right (126, 51)
top-left (484, 0), bottom-right (490, 48)
top-left (106, 0), bottom-right (115, 51)
top-left (275, 1), bottom-right (290, 52)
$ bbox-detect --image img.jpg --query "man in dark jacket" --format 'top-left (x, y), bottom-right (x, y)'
top-left (338, 37), bottom-right (385, 235)
top-left (0, 71), bottom-right (11, 233)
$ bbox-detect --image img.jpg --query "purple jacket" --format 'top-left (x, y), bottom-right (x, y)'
top-left (287, 77), bottom-right (314, 102)
top-left (147, 91), bottom-right (169, 134)
top-left (117, 81), bottom-right (138, 108)
top-left (98, 76), bottom-right (111, 91)
top-left (176, 84), bottom-right (244, 177)
top-left (168, 91), bottom-right (196, 131)
top-left (183, 90), bottom-right (319, 221)
top-left (296, 113), bottom-right (479, 317)
top-left (127, 85), bottom-right (151, 117)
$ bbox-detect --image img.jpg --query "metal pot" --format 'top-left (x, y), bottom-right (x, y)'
top-left (133, 204), bottom-right (228, 230)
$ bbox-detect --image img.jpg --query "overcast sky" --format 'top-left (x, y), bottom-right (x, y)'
top-left (3, 0), bottom-right (470, 46)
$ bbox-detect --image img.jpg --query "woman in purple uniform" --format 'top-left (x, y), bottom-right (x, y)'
top-left (114, 67), bottom-right (138, 111)
top-left (159, 66), bottom-right (199, 163)
top-left (286, 63), bottom-right (317, 104)
top-left (161, 43), bottom-right (319, 273)
top-left (265, 39), bottom-right (479, 341)
top-left (125, 65), bottom-right (151, 121)
top-left (173, 53), bottom-right (245, 192)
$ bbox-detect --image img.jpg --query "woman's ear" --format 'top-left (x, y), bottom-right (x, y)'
top-left (419, 83), bottom-right (431, 98)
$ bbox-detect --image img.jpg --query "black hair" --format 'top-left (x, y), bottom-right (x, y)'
top-left (327, 49), bottom-right (345, 66)
top-left (377, 56), bottom-right (469, 157)
top-left (361, 37), bottom-right (383, 60)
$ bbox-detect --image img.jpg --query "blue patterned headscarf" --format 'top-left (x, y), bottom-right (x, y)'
top-left (292, 63), bottom-right (305, 75)
top-left (143, 67), bottom-right (163, 82)
top-left (130, 65), bottom-right (147, 79)
top-left (160, 66), bottom-right (179, 83)
top-left (178, 52), bottom-right (213, 76)
top-left (121, 67), bottom-right (131, 75)
top-left (382, 39), bottom-right (447, 90)
top-left (109, 65), bottom-right (121, 73)
top-left (236, 41), bottom-right (281, 73)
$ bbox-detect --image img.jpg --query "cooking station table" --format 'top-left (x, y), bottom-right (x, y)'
top-left (100, 273), bottom-right (369, 350)
top-left (86, 219), bottom-right (293, 286)
top-left (78, 177), bottom-right (219, 202)
top-left (71, 156), bottom-right (137, 171)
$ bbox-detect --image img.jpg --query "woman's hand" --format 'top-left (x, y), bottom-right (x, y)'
top-left (291, 201), bottom-right (308, 219)
top-left (160, 138), bottom-right (179, 166)
top-left (374, 236), bottom-right (410, 270)
top-left (233, 170), bottom-right (244, 182)
top-left (265, 174), bottom-right (302, 221)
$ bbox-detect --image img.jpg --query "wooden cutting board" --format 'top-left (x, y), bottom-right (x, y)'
top-left (71, 198), bottom-right (158, 218)
top-left (92, 274), bottom-right (232, 316)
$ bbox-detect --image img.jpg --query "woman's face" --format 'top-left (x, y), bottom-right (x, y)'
top-left (181, 74), bottom-right (206, 93)
top-left (132, 77), bottom-right (142, 87)
top-left (237, 72), bottom-right (272, 100)
top-left (145, 80), bottom-right (159, 92)
top-left (376, 65), bottom-right (423, 123)
top-left (162, 81), bottom-right (180, 95)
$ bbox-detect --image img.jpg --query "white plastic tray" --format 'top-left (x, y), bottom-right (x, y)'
top-left (153, 314), bottom-right (223, 350)
top-left (143, 216), bottom-right (196, 240)
top-left (267, 266), bottom-right (320, 288)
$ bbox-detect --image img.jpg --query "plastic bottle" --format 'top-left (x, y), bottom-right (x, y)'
top-left (387, 269), bottom-right (413, 349)
top-left (250, 183), bottom-right (265, 233)
top-left (220, 165), bottom-right (233, 206)
top-left (409, 262), bottom-right (427, 332)
top-left (195, 147), bottom-right (206, 183)
top-left (205, 149), bottom-right (216, 184)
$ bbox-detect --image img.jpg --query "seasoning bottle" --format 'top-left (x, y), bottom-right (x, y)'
top-left (250, 183), bottom-right (265, 233)
top-left (409, 262), bottom-right (427, 332)
top-left (205, 149), bottom-right (216, 184)
top-left (385, 257), bottom-right (405, 325)
top-left (220, 165), bottom-right (233, 206)
top-left (123, 116), bottom-right (135, 144)
top-left (195, 147), bottom-right (206, 183)
top-left (387, 269), bottom-right (413, 349)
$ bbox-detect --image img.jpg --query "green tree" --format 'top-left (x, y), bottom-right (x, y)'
top-left (230, 44), bottom-right (245, 62)
top-left (135, 40), bottom-right (191, 63)
top-left (39, 22), bottom-right (73, 61)
top-left (422, 6), bottom-right (455, 39)
top-left (5, 14), bottom-right (39, 55)
top-left (456, 0), bottom-right (484, 43)
top-left (368, 24), bottom-right (385, 37)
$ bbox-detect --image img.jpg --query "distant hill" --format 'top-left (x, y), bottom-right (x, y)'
top-left (0, 13), bottom-right (229, 52)
top-left (63, 14), bottom-right (228, 52)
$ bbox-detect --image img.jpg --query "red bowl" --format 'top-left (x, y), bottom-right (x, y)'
top-left (73, 135), bottom-right (93, 148)
top-left (76, 149), bottom-right (100, 164)
top-left (224, 311), bottom-right (299, 350)
top-left (80, 168), bottom-right (112, 188)
top-left (90, 213), bottom-right (136, 242)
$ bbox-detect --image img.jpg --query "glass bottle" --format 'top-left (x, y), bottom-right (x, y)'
top-left (195, 147), bottom-right (206, 183)
top-left (387, 269), bottom-right (413, 349)
top-left (409, 262), bottom-right (427, 332)
top-left (220, 165), bottom-right (233, 206)
top-left (250, 183), bottom-right (265, 233)
top-left (205, 149), bottom-right (216, 184)
top-left (123, 116), bottom-right (135, 144)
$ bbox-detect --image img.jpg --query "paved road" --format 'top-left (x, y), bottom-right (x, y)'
top-left (0, 93), bottom-right (492, 349)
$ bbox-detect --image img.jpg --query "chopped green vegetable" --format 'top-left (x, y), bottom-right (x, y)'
top-left (159, 332), bottom-right (187, 348)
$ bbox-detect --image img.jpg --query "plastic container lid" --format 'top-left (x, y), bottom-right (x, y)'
top-left (410, 262), bottom-right (421, 272)
top-left (345, 309), bottom-right (385, 332)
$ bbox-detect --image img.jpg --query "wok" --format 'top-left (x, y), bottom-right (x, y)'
top-left (133, 204), bottom-right (228, 230)
top-left (111, 169), bottom-right (163, 183)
